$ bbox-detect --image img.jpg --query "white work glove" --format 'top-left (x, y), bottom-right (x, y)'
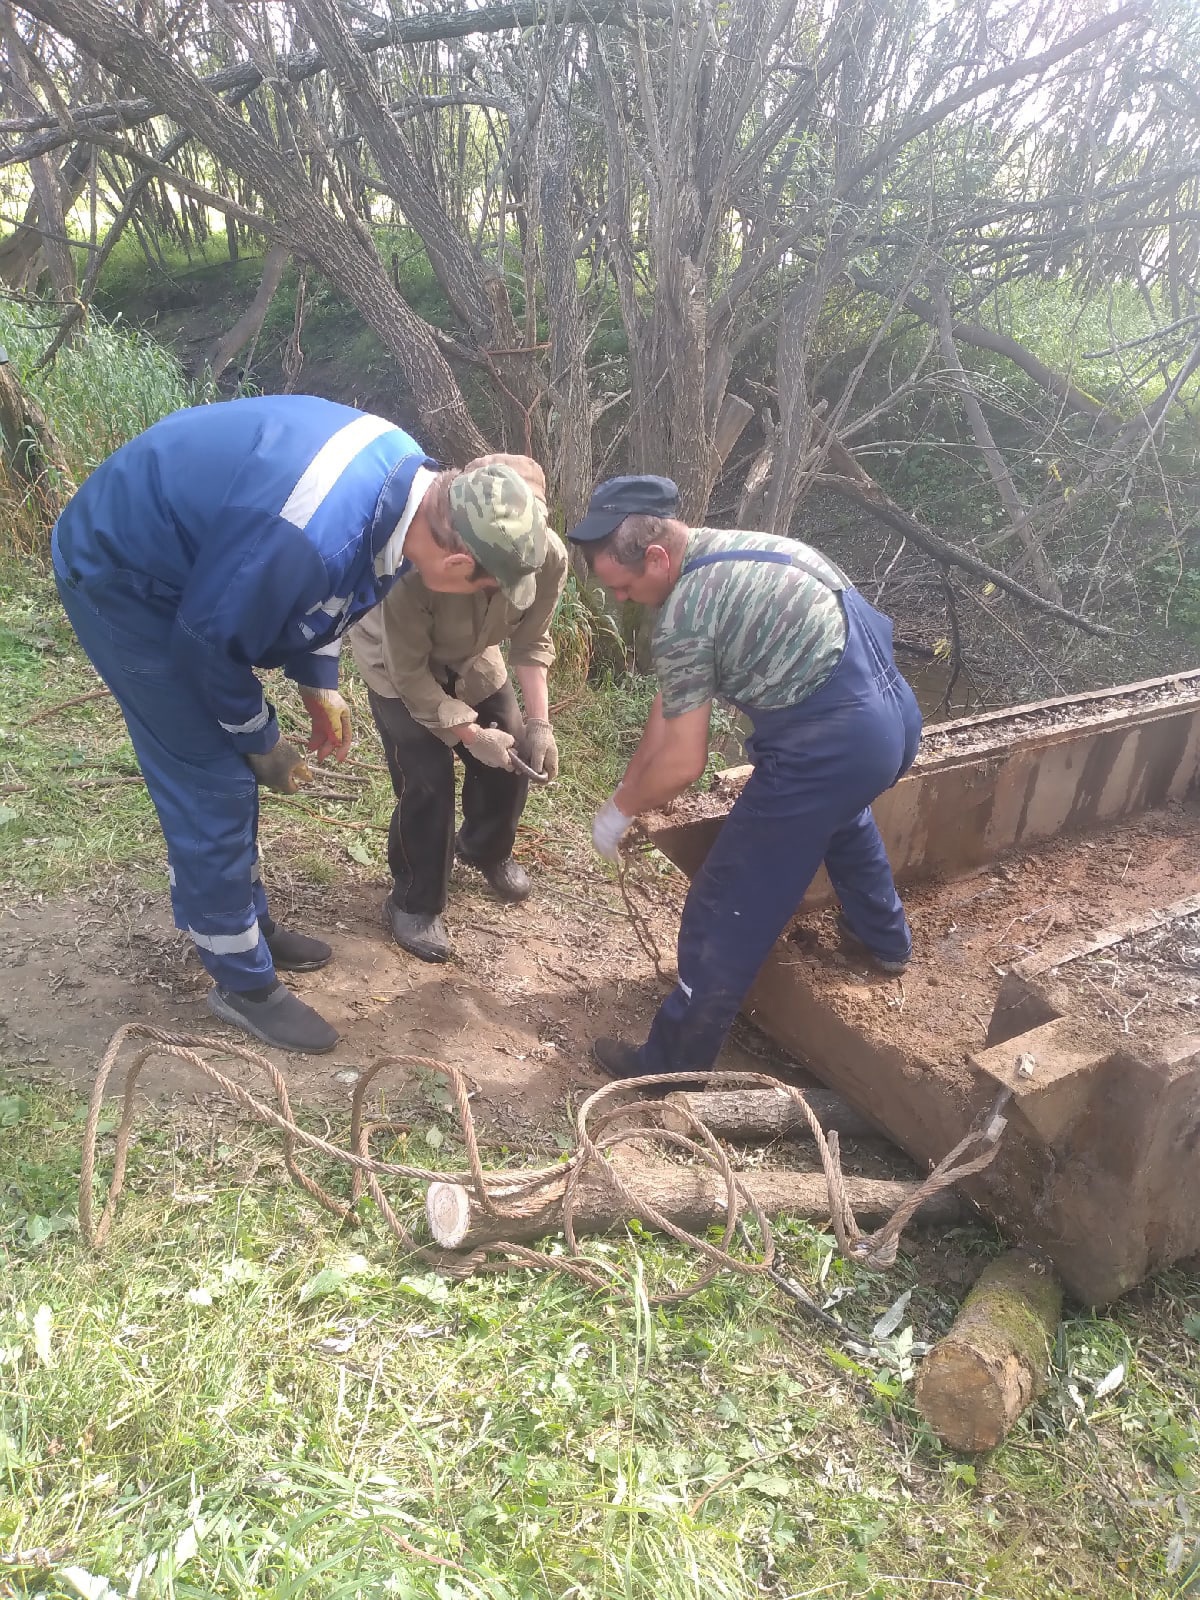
top-left (298, 687), bottom-right (352, 761)
top-left (592, 796), bottom-right (633, 862)
top-left (518, 717), bottom-right (559, 780)
top-left (464, 725), bottom-right (517, 770)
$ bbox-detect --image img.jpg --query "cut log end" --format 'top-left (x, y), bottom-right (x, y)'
top-left (426, 1181), bottom-right (472, 1249)
top-left (915, 1344), bottom-right (1034, 1453)
top-left (915, 1249), bottom-right (1063, 1452)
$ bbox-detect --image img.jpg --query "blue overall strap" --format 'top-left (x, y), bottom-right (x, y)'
top-left (681, 548), bottom-right (845, 588)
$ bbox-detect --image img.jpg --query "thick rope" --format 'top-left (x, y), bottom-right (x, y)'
top-left (78, 1025), bottom-right (1009, 1301)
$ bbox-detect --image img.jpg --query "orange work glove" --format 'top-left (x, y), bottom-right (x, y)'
top-left (299, 687), bottom-right (353, 762)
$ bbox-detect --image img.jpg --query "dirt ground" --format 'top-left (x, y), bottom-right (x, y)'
top-left (781, 798), bottom-right (1200, 1072)
top-left (0, 851), bottom-right (806, 1146)
top-left (8, 804), bottom-right (1200, 1120)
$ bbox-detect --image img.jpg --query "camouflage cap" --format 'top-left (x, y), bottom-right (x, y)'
top-left (449, 461), bottom-right (547, 609)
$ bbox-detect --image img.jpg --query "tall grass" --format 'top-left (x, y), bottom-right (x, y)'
top-left (0, 297), bottom-right (200, 488)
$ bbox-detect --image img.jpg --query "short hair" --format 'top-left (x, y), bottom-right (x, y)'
top-left (427, 468), bottom-right (488, 581)
top-left (581, 513), bottom-right (689, 571)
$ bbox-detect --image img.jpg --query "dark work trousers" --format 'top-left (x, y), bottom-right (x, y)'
top-left (368, 679), bottom-right (529, 915)
top-left (638, 582), bottom-right (923, 1075)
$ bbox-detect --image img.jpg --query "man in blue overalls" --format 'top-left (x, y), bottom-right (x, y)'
top-left (53, 395), bottom-right (547, 1055)
top-left (568, 474), bottom-right (922, 1079)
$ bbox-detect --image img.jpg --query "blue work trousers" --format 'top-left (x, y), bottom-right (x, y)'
top-left (53, 547), bottom-right (275, 992)
top-left (639, 586), bottom-right (922, 1073)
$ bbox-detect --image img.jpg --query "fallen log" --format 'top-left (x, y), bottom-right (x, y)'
top-left (914, 1248), bottom-right (1063, 1452)
top-left (660, 1088), bottom-right (883, 1143)
top-left (426, 1164), bottom-right (962, 1252)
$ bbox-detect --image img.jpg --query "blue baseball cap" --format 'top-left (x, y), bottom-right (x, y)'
top-left (567, 474), bottom-right (679, 544)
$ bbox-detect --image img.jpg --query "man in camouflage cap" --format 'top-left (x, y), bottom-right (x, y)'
top-left (49, 397), bottom-right (550, 1058)
top-left (568, 474), bottom-right (922, 1079)
top-left (351, 455), bottom-right (566, 962)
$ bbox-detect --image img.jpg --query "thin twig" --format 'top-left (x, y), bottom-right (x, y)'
top-left (379, 1525), bottom-right (469, 1575)
top-left (690, 1442), bottom-right (804, 1516)
top-left (26, 687), bottom-right (111, 724)
top-left (265, 795), bottom-right (388, 831)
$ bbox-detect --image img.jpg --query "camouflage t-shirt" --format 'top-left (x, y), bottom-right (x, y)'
top-left (651, 528), bottom-right (848, 718)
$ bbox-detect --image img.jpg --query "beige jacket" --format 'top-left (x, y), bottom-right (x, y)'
top-left (350, 530), bottom-right (569, 743)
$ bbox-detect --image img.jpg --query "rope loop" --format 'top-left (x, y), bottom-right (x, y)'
top-left (78, 1025), bottom-right (1008, 1304)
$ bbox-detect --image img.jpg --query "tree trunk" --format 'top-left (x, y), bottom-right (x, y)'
top-left (289, 0), bottom-right (541, 445)
top-left (537, 99), bottom-right (592, 526)
top-left (914, 1249), bottom-right (1063, 1452)
top-left (426, 1163), bottom-right (961, 1251)
top-left (931, 281), bottom-right (1062, 604)
top-left (660, 1088), bottom-right (885, 1144)
top-left (2, 7), bottom-right (78, 304)
top-left (14, 0), bottom-right (490, 464)
top-left (0, 141), bottom-right (91, 289)
top-left (205, 243), bottom-right (290, 382)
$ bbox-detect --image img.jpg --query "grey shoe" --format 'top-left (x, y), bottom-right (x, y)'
top-left (457, 847), bottom-right (531, 904)
top-left (383, 896), bottom-right (451, 963)
top-left (207, 983), bottom-right (339, 1054)
top-left (835, 913), bottom-right (911, 975)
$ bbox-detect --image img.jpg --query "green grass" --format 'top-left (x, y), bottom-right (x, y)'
top-left (1, 1085), bottom-right (1198, 1599)
top-left (0, 299), bottom-right (202, 493)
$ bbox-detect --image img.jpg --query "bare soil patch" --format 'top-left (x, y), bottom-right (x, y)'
top-left (780, 799), bottom-right (1200, 1074)
top-left (0, 856), bottom-right (683, 1124)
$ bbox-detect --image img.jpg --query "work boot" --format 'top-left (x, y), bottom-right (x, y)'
top-left (835, 912), bottom-right (910, 975)
top-left (456, 839), bottom-right (531, 903)
top-left (208, 981), bottom-right (339, 1054)
top-left (383, 895), bottom-right (451, 963)
top-left (261, 917), bottom-right (333, 973)
top-left (592, 1036), bottom-right (650, 1080)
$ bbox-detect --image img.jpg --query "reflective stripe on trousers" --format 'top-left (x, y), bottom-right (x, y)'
top-left (53, 535), bottom-right (274, 992)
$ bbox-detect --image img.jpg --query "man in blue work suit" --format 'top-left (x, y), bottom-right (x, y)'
top-left (568, 474), bottom-right (922, 1079)
top-left (52, 395), bottom-right (548, 1055)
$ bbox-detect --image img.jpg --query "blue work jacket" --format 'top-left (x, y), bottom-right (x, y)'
top-left (53, 394), bottom-right (435, 754)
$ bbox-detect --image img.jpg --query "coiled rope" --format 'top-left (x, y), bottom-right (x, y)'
top-left (79, 1024), bottom-right (1010, 1301)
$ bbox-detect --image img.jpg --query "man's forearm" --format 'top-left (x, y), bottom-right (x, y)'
top-left (613, 696), bottom-right (710, 817)
top-left (514, 663), bottom-right (550, 722)
top-left (616, 754), bottom-right (697, 817)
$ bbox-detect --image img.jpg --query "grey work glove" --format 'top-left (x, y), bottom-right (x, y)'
top-left (436, 696), bottom-right (480, 733)
top-left (246, 739), bottom-right (312, 794)
top-left (518, 717), bottom-right (559, 780)
top-left (464, 725), bottom-right (517, 770)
